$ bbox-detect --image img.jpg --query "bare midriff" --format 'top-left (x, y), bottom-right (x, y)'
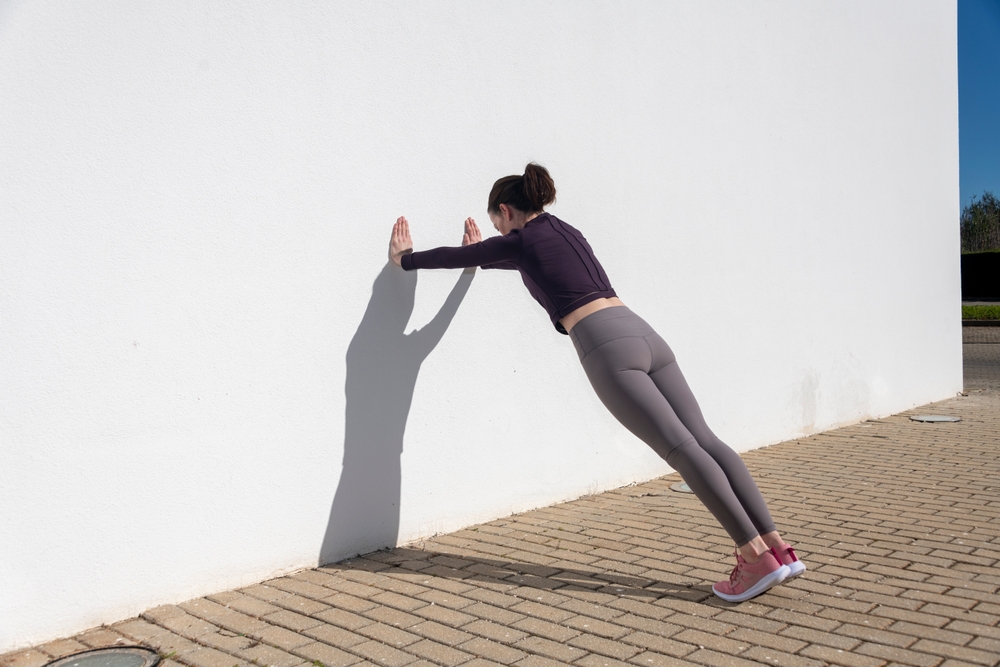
top-left (560, 297), bottom-right (627, 334)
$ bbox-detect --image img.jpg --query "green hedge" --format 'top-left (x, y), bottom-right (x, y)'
top-left (962, 305), bottom-right (1000, 320)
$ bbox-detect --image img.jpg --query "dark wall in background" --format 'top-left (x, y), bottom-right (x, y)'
top-left (962, 251), bottom-right (1000, 298)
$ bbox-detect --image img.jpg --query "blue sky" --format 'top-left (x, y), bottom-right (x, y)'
top-left (960, 0), bottom-right (1000, 206)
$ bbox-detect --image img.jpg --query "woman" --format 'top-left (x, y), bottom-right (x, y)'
top-left (387, 163), bottom-right (805, 602)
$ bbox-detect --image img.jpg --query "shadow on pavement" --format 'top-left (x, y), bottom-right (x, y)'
top-left (321, 546), bottom-right (719, 605)
top-left (319, 263), bottom-right (476, 565)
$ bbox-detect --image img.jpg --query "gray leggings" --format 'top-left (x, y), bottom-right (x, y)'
top-left (570, 306), bottom-right (776, 546)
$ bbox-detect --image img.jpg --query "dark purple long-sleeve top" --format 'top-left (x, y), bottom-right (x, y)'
top-left (400, 213), bottom-right (617, 334)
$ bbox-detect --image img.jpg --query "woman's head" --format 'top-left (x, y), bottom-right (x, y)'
top-left (487, 163), bottom-right (556, 234)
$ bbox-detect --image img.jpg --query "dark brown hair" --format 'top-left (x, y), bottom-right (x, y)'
top-left (487, 163), bottom-right (556, 214)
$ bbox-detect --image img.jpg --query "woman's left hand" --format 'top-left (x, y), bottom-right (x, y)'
top-left (462, 217), bottom-right (482, 246)
top-left (389, 216), bottom-right (413, 266)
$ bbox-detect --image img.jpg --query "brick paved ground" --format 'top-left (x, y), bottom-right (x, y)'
top-left (4, 334), bottom-right (999, 667)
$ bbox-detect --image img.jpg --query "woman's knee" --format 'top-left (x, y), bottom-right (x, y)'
top-left (663, 437), bottom-right (702, 467)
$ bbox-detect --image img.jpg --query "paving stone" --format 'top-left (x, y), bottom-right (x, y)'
top-left (206, 612), bottom-right (271, 638)
top-left (255, 625), bottom-right (312, 651)
top-left (575, 654), bottom-right (636, 667)
top-left (853, 642), bottom-right (944, 667)
top-left (240, 586), bottom-right (290, 604)
top-left (291, 642), bottom-right (361, 667)
top-left (626, 651), bottom-right (698, 667)
top-left (354, 623), bottom-right (420, 649)
top-left (237, 643), bottom-right (303, 667)
top-left (510, 656), bottom-right (569, 667)
top-left (361, 607), bottom-right (424, 630)
top-left (509, 617), bottom-right (579, 643)
top-left (198, 631), bottom-right (256, 653)
top-left (567, 634), bottom-right (641, 661)
top-left (312, 609), bottom-right (375, 632)
top-left (76, 628), bottom-right (130, 649)
top-left (225, 597), bottom-right (283, 618)
top-left (944, 619), bottom-right (1000, 640)
top-left (266, 579), bottom-right (335, 603)
top-left (301, 624), bottom-right (367, 648)
top-left (507, 601), bottom-right (572, 624)
top-left (739, 646), bottom-right (824, 667)
top-left (455, 638), bottom-right (526, 664)
top-left (460, 603), bottom-right (526, 626)
top-left (460, 620), bottom-right (528, 645)
top-left (886, 622), bottom-right (973, 646)
top-left (511, 636), bottom-right (586, 663)
top-left (346, 642), bottom-right (416, 667)
top-left (410, 605), bottom-right (475, 628)
top-left (725, 628), bottom-right (806, 654)
top-left (403, 639), bottom-right (473, 667)
top-left (834, 622), bottom-right (918, 648)
top-left (677, 647), bottom-right (764, 667)
top-left (144, 606), bottom-right (189, 623)
top-left (182, 646), bottom-right (250, 667)
top-left (36, 639), bottom-right (89, 658)
top-left (619, 632), bottom-right (693, 659)
top-left (137, 630), bottom-right (200, 657)
top-left (563, 616), bottom-right (629, 640)
top-left (159, 612), bottom-right (220, 639)
top-left (908, 639), bottom-right (998, 666)
top-left (798, 644), bottom-right (887, 667)
top-left (0, 650), bottom-right (50, 667)
top-left (261, 611), bottom-right (322, 633)
top-left (112, 619), bottom-right (171, 642)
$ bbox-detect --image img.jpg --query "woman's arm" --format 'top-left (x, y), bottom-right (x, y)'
top-left (391, 217), bottom-right (521, 271)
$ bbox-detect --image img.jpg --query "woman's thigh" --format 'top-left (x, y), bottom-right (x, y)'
top-left (580, 336), bottom-right (696, 460)
top-left (645, 332), bottom-right (719, 446)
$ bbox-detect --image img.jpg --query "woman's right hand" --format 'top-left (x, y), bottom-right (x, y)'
top-left (389, 216), bottom-right (413, 266)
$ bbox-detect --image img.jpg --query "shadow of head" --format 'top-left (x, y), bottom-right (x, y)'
top-left (320, 263), bottom-right (476, 565)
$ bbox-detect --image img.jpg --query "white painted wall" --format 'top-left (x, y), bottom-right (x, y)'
top-left (0, 0), bottom-right (959, 651)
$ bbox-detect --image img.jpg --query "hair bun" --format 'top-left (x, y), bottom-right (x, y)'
top-left (487, 163), bottom-right (557, 214)
top-left (521, 163), bottom-right (556, 211)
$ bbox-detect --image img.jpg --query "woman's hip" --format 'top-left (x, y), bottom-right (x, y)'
top-left (570, 306), bottom-right (674, 369)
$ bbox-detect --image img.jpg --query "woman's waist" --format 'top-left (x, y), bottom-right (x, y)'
top-left (568, 303), bottom-right (656, 355)
top-left (559, 294), bottom-right (622, 333)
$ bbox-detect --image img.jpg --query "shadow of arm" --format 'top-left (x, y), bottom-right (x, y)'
top-left (408, 267), bottom-right (476, 357)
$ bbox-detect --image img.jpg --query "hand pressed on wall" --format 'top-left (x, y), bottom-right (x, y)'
top-left (462, 217), bottom-right (482, 246)
top-left (389, 216), bottom-right (413, 266)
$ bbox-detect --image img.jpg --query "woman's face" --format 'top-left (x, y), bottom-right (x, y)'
top-left (489, 210), bottom-right (509, 235)
top-left (489, 205), bottom-right (518, 236)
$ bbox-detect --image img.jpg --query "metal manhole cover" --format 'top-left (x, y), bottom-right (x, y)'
top-left (909, 415), bottom-right (961, 423)
top-left (45, 648), bottom-right (160, 667)
top-left (670, 482), bottom-right (693, 493)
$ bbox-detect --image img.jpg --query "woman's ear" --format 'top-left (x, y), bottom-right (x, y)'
top-left (499, 203), bottom-right (512, 222)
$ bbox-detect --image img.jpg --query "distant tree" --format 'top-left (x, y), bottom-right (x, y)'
top-left (961, 191), bottom-right (1000, 253)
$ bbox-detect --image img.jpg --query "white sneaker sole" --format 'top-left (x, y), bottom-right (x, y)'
top-left (785, 560), bottom-right (806, 578)
top-left (712, 564), bottom-right (790, 603)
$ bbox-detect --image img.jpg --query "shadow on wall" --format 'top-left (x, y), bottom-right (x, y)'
top-left (319, 261), bottom-right (476, 565)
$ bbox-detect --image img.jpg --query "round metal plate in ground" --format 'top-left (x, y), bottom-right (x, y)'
top-left (45, 648), bottom-right (160, 667)
top-left (909, 415), bottom-right (962, 423)
top-left (670, 482), bottom-right (693, 493)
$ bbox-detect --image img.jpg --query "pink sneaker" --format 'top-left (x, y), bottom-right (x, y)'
top-left (712, 548), bottom-right (789, 602)
top-left (773, 543), bottom-right (806, 578)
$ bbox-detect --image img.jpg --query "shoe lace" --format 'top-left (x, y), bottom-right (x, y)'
top-left (729, 551), bottom-right (746, 585)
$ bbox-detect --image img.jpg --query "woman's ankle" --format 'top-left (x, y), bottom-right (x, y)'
top-left (738, 536), bottom-right (769, 563)
top-left (760, 531), bottom-right (785, 550)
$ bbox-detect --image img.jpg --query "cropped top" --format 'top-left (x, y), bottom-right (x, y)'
top-left (400, 213), bottom-right (616, 334)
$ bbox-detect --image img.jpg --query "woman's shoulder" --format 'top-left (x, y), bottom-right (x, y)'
top-left (526, 212), bottom-right (585, 237)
